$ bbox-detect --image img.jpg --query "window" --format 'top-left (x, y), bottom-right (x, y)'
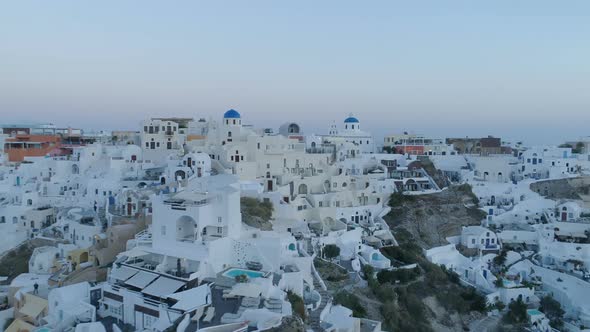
top-left (472, 239), bottom-right (475, 244)
top-left (161, 226), bottom-right (166, 236)
top-left (143, 313), bottom-right (157, 327)
top-left (110, 305), bottom-right (122, 316)
top-left (0, 217), bottom-right (4, 224)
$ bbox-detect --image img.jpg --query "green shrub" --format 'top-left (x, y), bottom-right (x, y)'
top-left (240, 197), bottom-right (273, 221)
top-left (323, 244), bottom-right (340, 260)
top-left (377, 267), bottom-right (421, 284)
top-left (540, 295), bottom-right (565, 328)
top-left (287, 291), bottom-right (306, 320)
top-left (334, 291), bottom-right (366, 318)
top-left (505, 298), bottom-right (527, 324)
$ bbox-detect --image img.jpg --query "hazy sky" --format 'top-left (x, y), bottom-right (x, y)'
top-left (1, 1), bottom-right (589, 145)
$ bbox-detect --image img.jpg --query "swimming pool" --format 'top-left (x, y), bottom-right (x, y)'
top-left (223, 268), bottom-right (266, 279)
top-left (527, 309), bottom-right (543, 316)
top-left (35, 328), bottom-right (52, 332)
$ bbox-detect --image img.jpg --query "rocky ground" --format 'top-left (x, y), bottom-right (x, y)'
top-left (530, 176), bottom-right (590, 200)
top-left (385, 184), bottom-right (486, 249)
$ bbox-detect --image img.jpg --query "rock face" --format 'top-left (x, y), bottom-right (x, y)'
top-left (530, 176), bottom-right (590, 200)
top-left (385, 185), bottom-right (486, 249)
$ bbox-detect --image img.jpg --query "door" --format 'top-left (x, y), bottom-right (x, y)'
top-left (127, 203), bottom-right (133, 216)
top-left (355, 216), bottom-right (359, 223)
top-left (562, 212), bottom-right (568, 221)
top-left (268, 180), bottom-right (273, 191)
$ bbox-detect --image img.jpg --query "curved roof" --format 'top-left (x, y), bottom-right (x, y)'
top-left (344, 116), bottom-right (359, 123)
top-left (224, 109), bottom-right (241, 119)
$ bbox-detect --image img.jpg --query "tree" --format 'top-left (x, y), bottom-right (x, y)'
top-left (505, 298), bottom-right (527, 324)
top-left (494, 250), bottom-right (508, 267)
top-left (323, 244), bottom-right (340, 260)
top-left (540, 295), bottom-right (565, 328)
top-left (362, 264), bottom-right (378, 289)
top-left (494, 277), bottom-right (504, 288)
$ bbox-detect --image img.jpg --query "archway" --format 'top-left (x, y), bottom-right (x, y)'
top-left (176, 215), bottom-right (197, 242)
top-left (72, 164), bottom-right (79, 174)
top-left (175, 170), bottom-right (186, 181)
top-left (298, 184), bottom-right (308, 195)
top-left (80, 252), bottom-right (89, 264)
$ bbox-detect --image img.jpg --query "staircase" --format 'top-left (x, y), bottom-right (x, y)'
top-left (309, 272), bottom-right (331, 332)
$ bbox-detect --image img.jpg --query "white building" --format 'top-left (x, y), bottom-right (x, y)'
top-left (321, 115), bottom-right (375, 157)
top-left (461, 226), bottom-right (500, 251)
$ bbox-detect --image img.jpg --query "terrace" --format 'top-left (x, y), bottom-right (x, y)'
top-left (119, 250), bottom-right (200, 280)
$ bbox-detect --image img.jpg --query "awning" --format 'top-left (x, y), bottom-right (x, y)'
top-left (125, 271), bottom-right (158, 289)
top-left (142, 277), bottom-right (186, 298)
top-left (228, 283), bottom-right (264, 298)
top-left (111, 265), bottom-right (139, 281)
top-left (169, 284), bottom-right (211, 311)
top-left (19, 300), bottom-right (47, 318)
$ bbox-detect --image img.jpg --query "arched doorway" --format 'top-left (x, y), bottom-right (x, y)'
top-left (176, 215), bottom-right (197, 242)
top-left (175, 170), bottom-right (186, 181)
top-left (298, 184), bottom-right (308, 195)
top-left (127, 197), bottom-right (133, 216)
top-left (80, 252), bottom-right (89, 264)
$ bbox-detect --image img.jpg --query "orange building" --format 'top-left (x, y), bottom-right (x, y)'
top-left (4, 135), bottom-right (62, 162)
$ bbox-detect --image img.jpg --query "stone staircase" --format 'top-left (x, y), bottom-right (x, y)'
top-left (309, 273), bottom-right (330, 332)
top-left (297, 239), bottom-right (331, 331)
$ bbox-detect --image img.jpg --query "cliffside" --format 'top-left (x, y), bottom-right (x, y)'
top-left (384, 184), bottom-right (486, 249)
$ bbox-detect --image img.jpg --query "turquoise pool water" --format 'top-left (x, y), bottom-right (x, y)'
top-left (224, 268), bottom-right (265, 279)
top-left (527, 309), bottom-right (543, 316)
top-left (36, 328), bottom-right (52, 332)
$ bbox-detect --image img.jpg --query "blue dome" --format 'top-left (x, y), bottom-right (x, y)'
top-left (224, 109), bottom-right (241, 119)
top-left (344, 116), bottom-right (359, 123)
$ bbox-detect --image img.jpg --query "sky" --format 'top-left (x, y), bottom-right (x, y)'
top-left (1, 1), bottom-right (589, 145)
